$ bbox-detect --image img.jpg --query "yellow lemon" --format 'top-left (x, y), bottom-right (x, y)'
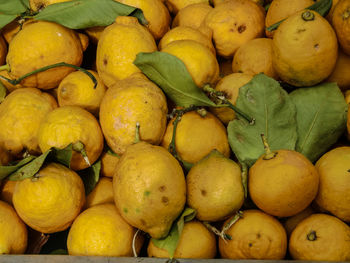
top-left (99, 75), bottom-right (167, 155)
top-left (232, 38), bottom-right (278, 79)
top-left (161, 40), bottom-right (219, 88)
top-left (202, 0), bottom-right (265, 57)
top-left (327, 49), bottom-right (350, 91)
top-left (0, 200), bottom-right (27, 254)
top-left (67, 203), bottom-right (143, 256)
top-left (96, 16), bottom-right (157, 88)
top-left (84, 26), bottom-right (105, 45)
top-left (272, 10), bottom-right (338, 87)
top-left (0, 180), bottom-right (17, 205)
top-left (148, 221), bottom-right (217, 258)
top-left (332, 0), bottom-right (350, 55)
top-left (159, 26), bottom-right (215, 54)
top-left (0, 88), bottom-right (57, 157)
top-left (162, 111), bottom-right (230, 164)
top-left (38, 106), bottom-right (104, 171)
top-left (283, 206), bottom-right (315, 237)
top-left (187, 150), bottom-right (244, 222)
top-left (165, 0), bottom-right (209, 14)
top-left (100, 151), bottom-right (120, 178)
top-left (210, 73), bottom-right (253, 125)
top-left (13, 162), bottom-right (85, 234)
top-left (116, 0), bottom-right (171, 40)
top-left (6, 21), bottom-right (86, 89)
top-left (85, 177), bottom-right (114, 209)
top-left (57, 70), bottom-right (106, 116)
top-left (172, 3), bottom-right (213, 29)
top-left (114, 142), bottom-right (186, 239)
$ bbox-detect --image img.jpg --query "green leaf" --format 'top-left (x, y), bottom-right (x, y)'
top-left (78, 160), bottom-right (101, 195)
top-left (227, 74), bottom-right (298, 167)
top-left (266, 0), bottom-right (332, 32)
top-left (8, 150), bottom-right (52, 181)
top-left (0, 14), bottom-right (19, 30)
top-left (134, 51), bottom-right (216, 107)
top-left (33, 0), bottom-right (147, 29)
top-left (151, 207), bottom-right (196, 259)
top-left (0, 0), bottom-right (28, 15)
top-left (0, 156), bottom-right (36, 180)
top-left (51, 143), bottom-right (73, 167)
top-left (290, 82), bottom-right (348, 162)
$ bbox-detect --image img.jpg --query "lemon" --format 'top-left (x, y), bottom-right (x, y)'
top-left (100, 151), bottom-right (120, 178)
top-left (85, 177), bottom-right (114, 209)
top-left (165, 0), bottom-right (209, 14)
top-left (172, 3), bottom-right (213, 29)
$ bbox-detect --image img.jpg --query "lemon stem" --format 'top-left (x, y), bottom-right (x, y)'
top-left (3, 62), bottom-right (97, 89)
top-left (307, 230), bottom-right (317, 241)
top-left (0, 64), bottom-right (10, 72)
top-left (73, 141), bottom-right (91, 167)
top-left (132, 229), bottom-right (141, 257)
top-left (202, 84), bottom-right (255, 125)
top-left (221, 211), bottom-right (243, 239)
top-left (134, 122), bottom-right (141, 144)
top-left (261, 134), bottom-right (277, 160)
top-left (240, 162), bottom-right (248, 198)
top-left (203, 221), bottom-right (230, 241)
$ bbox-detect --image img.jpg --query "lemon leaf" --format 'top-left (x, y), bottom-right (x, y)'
top-left (0, 0), bottom-right (28, 15)
top-left (0, 14), bottom-right (19, 30)
top-left (227, 74), bottom-right (298, 167)
top-left (134, 52), bottom-right (216, 107)
top-left (33, 0), bottom-right (147, 29)
top-left (266, 0), bottom-right (332, 32)
top-left (290, 82), bottom-right (348, 162)
top-left (51, 143), bottom-right (73, 167)
top-left (78, 160), bottom-right (101, 195)
top-left (0, 156), bottom-right (36, 180)
top-left (151, 207), bottom-right (196, 259)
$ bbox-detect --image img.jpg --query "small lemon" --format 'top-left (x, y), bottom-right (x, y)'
top-left (67, 203), bottom-right (143, 256)
top-left (85, 177), bottom-right (114, 209)
top-left (0, 180), bottom-right (17, 205)
top-left (162, 111), bottom-right (230, 165)
top-left (100, 151), bottom-right (120, 178)
top-left (38, 106), bottom-right (104, 171)
top-left (13, 162), bottom-right (85, 234)
top-left (0, 200), bottom-right (27, 254)
top-left (114, 142), bottom-right (186, 239)
top-left (327, 49), bottom-right (350, 91)
top-left (57, 70), bottom-right (106, 116)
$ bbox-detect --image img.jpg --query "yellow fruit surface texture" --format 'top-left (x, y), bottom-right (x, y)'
top-left (85, 177), bottom-right (114, 209)
top-left (332, 0), bottom-right (350, 55)
top-left (13, 163), bottom-right (85, 234)
top-left (6, 21), bottom-right (85, 89)
top-left (172, 3), bottom-right (213, 29)
top-left (113, 142), bottom-right (186, 239)
top-left (99, 75), bottom-right (167, 155)
top-left (96, 16), bottom-right (157, 88)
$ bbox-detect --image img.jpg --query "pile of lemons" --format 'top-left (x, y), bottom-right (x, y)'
top-left (0, 0), bottom-right (349, 261)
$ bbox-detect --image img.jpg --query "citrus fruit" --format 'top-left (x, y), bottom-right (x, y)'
top-left (96, 16), bottom-right (157, 88)
top-left (232, 38), bottom-right (278, 79)
top-left (13, 162), bottom-right (85, 233)
top-left (57, 70), bottom-right (106, 116)
top-left (100, 151), bottom-right (120, 178)
top-left (113, 141), bottom-right (186, 239)
top-left (272, 10), bottom-right (338, 86)
top-left (148, 221), bottom-right (217, 258)
top-left (283, 206), bottom-right (315, 237)
top-left (99, 75), bottom-right (167, 155)
top-left (161, 40), bottom-right (219, 88)
top-left (0, 180), bottom-right (17, 205)
top-left (6, 20), bottom-right (87, 89)
top-left (249, 149), bottom-right (319, 217)
top-left (0, 200), bottom-right (27, 254)
top-left (187, 150), bottom-right (244, 222)
top-left (67, 203), bottom-right (143, 256)
top-left (327, 49), bottom-right (350, 91)
top-left (165, 0), bottom-right (209, 14)
top-left (172, 3), bottom-right (213, 29)
top-left (201, 0), bottom-right (265, 57)
top-left (219, 210), bottom-right (287, 259)
top-left (85, 177), bottom-right (114, 209)
top-left (315, 147), bottom-right (350, 222)
top-left (161, 111), bottom-right (230, 164)
top-left (289, 213), bottom-right (350, 261)
top-left (332, 0), bottom-right (350, 55)
top-left (0, 88), bottom-right (57, 157)
top-left (38, 106), bottom-right (104, 171)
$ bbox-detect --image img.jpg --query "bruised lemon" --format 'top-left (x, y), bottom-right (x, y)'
top-left (162, 111), bottom-right (230, 164)
top-left (67, 203), bottom-right (143, 256)
top-left (0, 201), bottom-right (27, 254)
top-left (38, 106), bottom-right (104, 170)
top-left (96, 16), bottom-right (157, 88)
top-left (6, 21), bottom-right (86, 89)
top-left (0, 88), bottom-right (57, 157)
top-left (13, 163), bottom-right (85, 233)
top-left (114, 142), bottom-right (186, 239)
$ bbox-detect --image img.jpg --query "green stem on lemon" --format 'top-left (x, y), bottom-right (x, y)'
top-left (261, 134), bottom-right (277, 160)
top-left (73, 141), bottom-right (91, 167)
top-left (307, 230), bottom-right (317, 241)
top-left (203, 221), bottom-right (229, 241)
top-left (221, 211), bottom-right (243, 240)
top-left (202, 84), bottom-right (255, 125)
top-left (0, 64), bottom-right (10, 72)
top-left (134, 122), bottom-right (141, 144)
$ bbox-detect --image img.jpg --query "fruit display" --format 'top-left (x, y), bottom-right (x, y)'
top-left (0, 0), bottom-right (349, 261)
